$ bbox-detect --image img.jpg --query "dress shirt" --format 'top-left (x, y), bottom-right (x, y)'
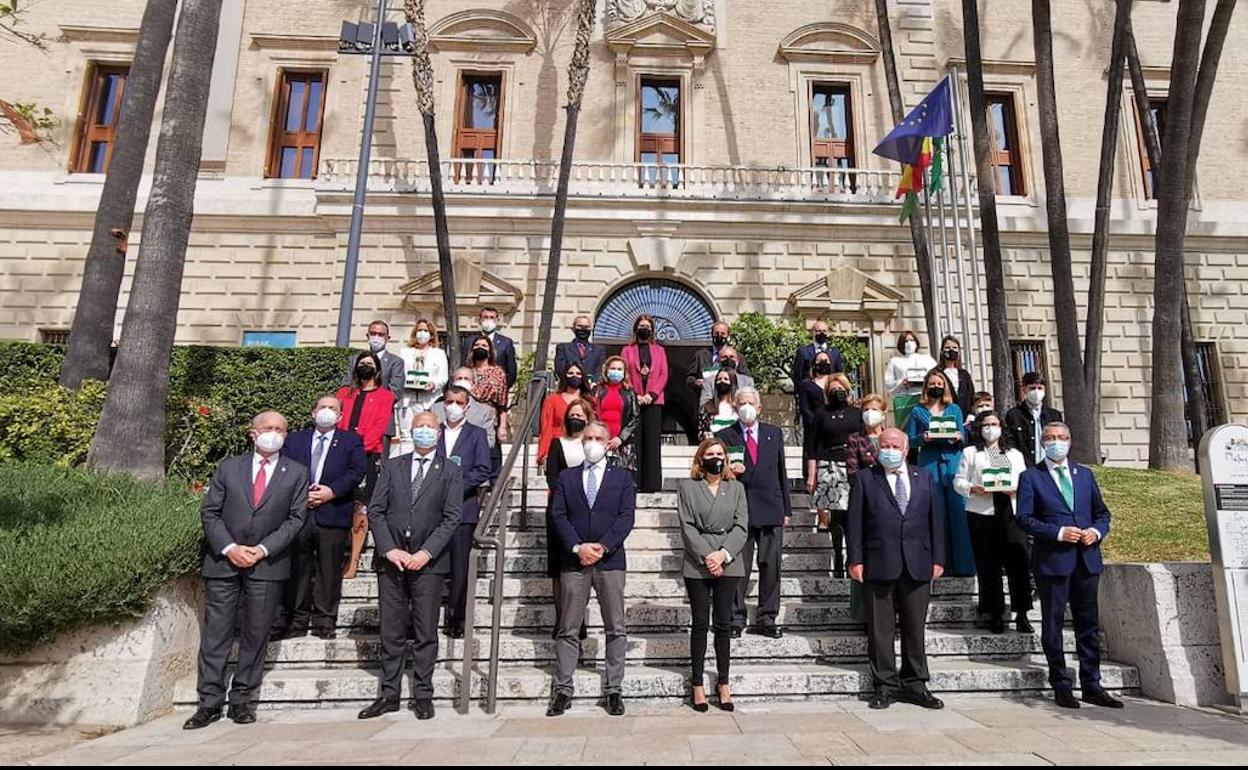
top-left (222, 453), bottom-right (277, 558)
top-left (1031, 404), bottom-right (1044, 463)
top-left (572, 458), bottom-right (609, 555)
top-left (443, 422), bottom-right (463, 456)
top-left (411, 451), bottom-right (435, 483)
top-left (887, 462), bottom-right (911, 508)
top-left (1044, 457), bottom-right (1101, 543)
top-left (311, 429), bottom-right (334, 485)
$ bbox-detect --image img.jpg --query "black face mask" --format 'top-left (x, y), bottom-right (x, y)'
top-left (926, 386), bottom-right (945, 400)
top-left (636, 328), bottom-right (652, 341)
top-left (701, 457), bottom-right (726, 476)
top-left (942, 349), bottom-right (960, 361)
top-left (566, 417), bottom-right (587, 434)
top-left (813, 362), bottom-right (833, 376)
top-left (356, 366), bottom-right (377, 381)
top-left (472, 348), bottom-right (489, 362)
top-left (830, 390), bottom-right (849, 407)
top-left (814, 333), bottom-right (829, 345)
top-left (715, 381), bottom-right (733, 396)
top-left (720, 359), bottom-right (737, 371)
top-left (712, 335), bottom-right (728, 348)
top-left (566, 376), bottom-right (583, 389)
top-left (574, 329), bottom-right (591, 342)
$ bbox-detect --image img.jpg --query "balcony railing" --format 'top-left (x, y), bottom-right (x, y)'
top-left (318, 157), bottom-right (903, 204)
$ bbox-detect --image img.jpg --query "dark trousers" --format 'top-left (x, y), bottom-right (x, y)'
top-left (1036, 562), bottom-right (1103, 692)
top-left (967, 498), bottom-right (1033, 617)
top-left (864, 573), bottom-right (932, 694)
top-left (686, 576), bottom-right (740, 687)
top-left (281, 518), bottom-right (350, 633)
top-left (637, 404), bottom-right (663, 492)
top-left (732, 525), bottom-right (783, 630)
top-left (377, 566), bottom-right (443, 701)
top-left (489, 441), bottom-right (502, 483)
top-left (195, 576), bottom-right (282, 710)
top-left (445, 522), bottom-right (475, 627)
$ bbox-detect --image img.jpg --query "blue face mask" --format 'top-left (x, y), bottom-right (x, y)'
top-left (413, 426), bottom-right (439, 449)
top-left (607, 369), bottom-right (625, 384)
top-left (878, 448), bottom-right (904, 469)
top-left (1044, 440), bottom-right (1070, 462)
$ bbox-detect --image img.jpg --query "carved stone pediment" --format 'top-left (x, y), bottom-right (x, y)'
top-left (608, 1), bottom-right (715, 29)
top-left (605, 11), bottom-right (716, 66)
top-left (778, 22), bottom-right (880, 65)
top-left (399, 256), bottom-right (523, 318)
top-left (787, 265), bottom-right (904, 319)
top-left (427, 10), bottom-right (537, 54)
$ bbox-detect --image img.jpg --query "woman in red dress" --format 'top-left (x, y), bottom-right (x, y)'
top-left (335, 351), bottom-right (397, 579)
top-left (537, 363), bottom-right (593, 468)
top-left (591, 355), bottom-right (640, 471)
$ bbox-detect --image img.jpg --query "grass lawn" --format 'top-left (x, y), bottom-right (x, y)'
top-left (1093, 466), bottom-right (1210, 563)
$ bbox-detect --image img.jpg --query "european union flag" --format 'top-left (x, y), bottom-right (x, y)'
top-left (873, 76), bottom-right (954, 165)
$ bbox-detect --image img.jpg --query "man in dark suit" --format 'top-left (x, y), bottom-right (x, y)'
top-left (847, 428), bottom-right (946, 711)
top-left (358, 411), bottom-right (463, 721)
top-left (792, 318), bottom-right (844, 383)
top-left (546, 421), bottom-right (636, 718)
top-left (717, 388), bottom-right (791, 639)
top-left (437, 385), bottom-right (493, 639)
top-left (341, 319), bottom-right (404, 400)
top-left (460, 307), bottom-right (518, 387)
top-left (554, 314), bottom-right (607, 384)
top-left (687, 320), bottom-right (751, 394)
top-left (1016, 422), bottom-right (1121, 710)
top-left (1005, 372), bottom-right (1064, 465)
top-left (275, 395), bottom-right (368, 640)
top-left (184, 412), bottom-right (309, 730)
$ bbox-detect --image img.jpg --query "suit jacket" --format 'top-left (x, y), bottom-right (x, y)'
top-left (1016, 462), bottom-right (1111, 577)
top-left (341, 349), bottom-right (405, 401)
top-left (462, 332), bottom-right (518, 387)
top-left (554, 340), bottom-right (608, 383)
top-left (846, 463), bottom-right (947, 583)
top-left (792, 343), bottom-right (843, 383)
top-left (687, 347), bottom-right (751, 392)
top-left (944, 367), bottom-right (976, 419)
top-left (620, 342), bottom-right (669, 404)
top-left (550, 465), bottom-right (636, 572)
top-left (282, 428), bottom-right (367, 528)
top-left (437, 423), bottom-right (492, 525)
top-left (676, 478), bottom-right (749, 579)
top-left (701, 372), bottom-right (755, 408)
top-left (715, 422), bottom-right (792, 527)
top-left (199, 454), bottom-right (309, 581)
top-left (368, 452), bottom-right (463, 575)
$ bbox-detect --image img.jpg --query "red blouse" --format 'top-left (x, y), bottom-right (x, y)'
top-left (598, 384), bottom-right (626, 439)
top-left (538, 392), bottom-right (579, 465)
top-left (336, 386), bottom-right (395, 454)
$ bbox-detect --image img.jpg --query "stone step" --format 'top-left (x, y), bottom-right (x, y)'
top-left (505, 507), bottom-right (825, 530)
top-left (480, 549), bottom-right (846, 574)
top-left (485, 491), bottom-right (815, 511)
top-left (259, 627), bottom-right (1071, 667)
top-left (333, 597), bottom-right (1045, 632)
top-left (175, 657), bottom-right (1139, 706)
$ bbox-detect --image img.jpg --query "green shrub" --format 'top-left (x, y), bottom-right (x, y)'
top-left (731, 313), bottom-right (871, 393)
top-left (0, 381), bottom-right (106, 466)
top-left (0, 462), bottom-right (202, 655)
top-left (0, 341), bottom-right (66, 394)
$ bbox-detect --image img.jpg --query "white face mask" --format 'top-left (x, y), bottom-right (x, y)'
top-left (583, 440), bottom-right (607, 464)
top-left (414, 330), bottom-right (431, 345)
top-left (982, 426), bottom-right (1002, 444)
top-left (453, 378), bottom-right (474, 391)
top-left (368, 335), bottom-right (387, 352)
top-left (480, 319), bottom-right (497, 334)
top-left (445, 403), bottom-right (466, 424)
top-left (903, 341), bottom-right (917, 356)
top-left (255, 430), bottom-right (284, 454)
top-left (314, 408), bottom-right (339, 429)
top-left (1025, 388), bottom-right (1046, 407)
top-left (862, 409), bottom-right (883, 428)
top-left (738, 403), bottom-right (759, 425)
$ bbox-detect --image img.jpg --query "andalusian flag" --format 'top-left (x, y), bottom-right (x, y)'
top-left (873, 77), bottom-right (954, 223)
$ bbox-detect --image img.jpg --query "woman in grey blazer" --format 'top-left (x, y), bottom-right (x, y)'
top-left (678, 437), bottom-right (749, 713)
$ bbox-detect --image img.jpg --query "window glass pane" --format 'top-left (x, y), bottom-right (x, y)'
top-left (305, 78), bottom-right (323, 132)
top-left (641, 83), bottom-right (679, 134)
top-left (286, 80), bottom-right (306, 132)
top-left (97, 73), bottom-right (123, 126)
top-left (996, 167), bottom-right (1012, 194)
top-left (812, 89), bottom-right (848, 140)
top-left (280, 147), bottom-right (298, 178)
top-left (299, 147), bottom-right (314, 178)
top-left (463, 78), bottom-right (500, 130)
top-left (989, 102), bottom-right (1008, 151)
top-left (89, 142), bottom-right (109, 173)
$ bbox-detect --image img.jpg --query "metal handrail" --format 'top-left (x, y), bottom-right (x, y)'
top-left (458, 371), bottom-right (552, 714)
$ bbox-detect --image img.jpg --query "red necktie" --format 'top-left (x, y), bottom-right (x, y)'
top-left (746, 429), bottom-right (758, 465)
top-left (253, 458), bottom-right (269, 506)
top-left (577, 341), bottom-right (586, 358)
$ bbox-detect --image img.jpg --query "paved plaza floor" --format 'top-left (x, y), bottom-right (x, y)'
top-left (7, 694), bottom-right (1248, 766)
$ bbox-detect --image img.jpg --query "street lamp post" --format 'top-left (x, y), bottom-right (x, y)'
top-left (333, 0), bottom-right (417, 348)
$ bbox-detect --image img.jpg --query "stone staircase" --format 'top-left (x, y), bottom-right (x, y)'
top-left (174, 445), bottom-right (1139, 708)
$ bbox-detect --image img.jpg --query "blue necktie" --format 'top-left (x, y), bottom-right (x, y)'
top-left (311, 435), bottom-right (328, 484)
top-left (586, 467), bottom-right (599, 508)
top-left (894, 471), bottom-right (909, 516)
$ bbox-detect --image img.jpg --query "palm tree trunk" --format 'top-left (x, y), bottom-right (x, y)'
top-left (959, 0), bottom-right (1015, 414)
top-left (1032, 0), bottom-right (1094, 462)
top-left (1082, 0), bottom-right (1132, 464)
top-left (59, 0), bottom-right (178, 388)
top-left (1149, 0), bottom-right (1207, 470)
top-left (532, 0), bottom-right (596, 375)
top-left (874, 0), bottom-right (940, 352)
top-left (87, 0), bottom-right (223, 481)
top-left (404, 0), bottom-right (458, 358)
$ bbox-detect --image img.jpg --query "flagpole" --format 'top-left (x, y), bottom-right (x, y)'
top-left (936, 172), bottom-right (954, 340)
top-left (945, 136), bottom-right (974, 370)
top-left (921, 174), bottom-right (942, 338)
top-left (949, 65), bottom-right (990, 386)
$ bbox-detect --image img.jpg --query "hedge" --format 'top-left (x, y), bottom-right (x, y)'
top-left (0, 462), bottom-right (202, 655)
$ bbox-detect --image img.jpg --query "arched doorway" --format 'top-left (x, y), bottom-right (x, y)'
top-left (595, 277), bottom-right (717, 444)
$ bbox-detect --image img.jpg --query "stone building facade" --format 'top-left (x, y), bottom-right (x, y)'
top-left (1, 0), bottom-right (1246, 465)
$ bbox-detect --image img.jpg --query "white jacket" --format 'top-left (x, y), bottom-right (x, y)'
top-left (399, 346), bottom-right (450, 412)
top-left (884, 353), bottom-right (938, 396)
top-left (954, 446), bottom-right (1027, 515)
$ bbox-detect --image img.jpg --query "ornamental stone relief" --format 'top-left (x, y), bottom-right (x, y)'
top-left (607, 0), bottom-right (715, 28)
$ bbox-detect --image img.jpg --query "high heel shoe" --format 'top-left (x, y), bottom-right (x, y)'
top-left (690, 686), bottom-right (709, 713)
top-left (716, 683), bottom-right (735, 712)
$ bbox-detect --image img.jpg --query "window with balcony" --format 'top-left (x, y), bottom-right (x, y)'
top-left (452, 72), bottom-right (503, 184)
top-left (637, 78), bottom-right (682, 188)
top-left (1008, 339), bottom-right (1050, 402)
top-left (266, 70), bottom-right (326, 179)
top-left (987, 92), bottom-right (1026, 196)
top-left (72, 64), bottom-right (129, 174)
top-left (1135, 97), bottom-right (1167, 200)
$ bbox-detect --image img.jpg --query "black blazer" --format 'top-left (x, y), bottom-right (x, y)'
top-left (846, 463), bottom-right (947, 583)
top-left (367, 452), bottom-right (463, 575)
top-left (199, 454), bottom-right (309, 581)
top-left (282, 428), bottom-right (367, 528)
top-left (1005, 403), bottom-right (1065, 463)
top-left (945, 367), bottom-right (976, 420)
top-left (554, 340), bottom-right (608, 383)
top-left (550, 465), bottom-right (636, 572)
top-left (715, 422), bottom-right (792, 527)
top-left (686, 347), bottom-right (751, 391)
top-left (462, 333), bottom-right (518, 387)
top-left (792, 343), bottom-right (844, 383)
top-left (437, 423), bottom-right (492, 525)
